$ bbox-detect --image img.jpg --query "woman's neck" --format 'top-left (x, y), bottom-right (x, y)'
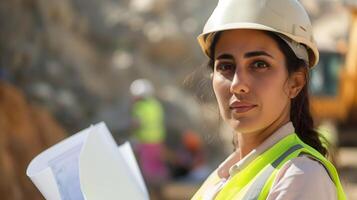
top-left (217, 105), bottom-right (291, 179)
top-left (236, 112), bottom-right (290, 159)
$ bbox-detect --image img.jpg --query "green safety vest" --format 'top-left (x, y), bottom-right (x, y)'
top-left (132, 97), bottom-right (165, 143)
top-left (192, 133), bottom-right (346, 200)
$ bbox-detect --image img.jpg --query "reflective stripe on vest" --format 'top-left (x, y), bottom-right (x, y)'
top-left (242, 144), bottom-right (303, 200)
top-left (192, 133), bottom-right (347, 200)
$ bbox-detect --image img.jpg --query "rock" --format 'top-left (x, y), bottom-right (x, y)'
top-left (0, 81), bottom-right (66, 200)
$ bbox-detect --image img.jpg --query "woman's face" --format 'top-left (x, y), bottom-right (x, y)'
top-left (212, 29), bottom-right (293, 134)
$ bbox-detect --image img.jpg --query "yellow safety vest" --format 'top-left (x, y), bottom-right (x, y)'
top-left (132, 97), bottom-right (165, 143)
top-left (192, 133), bottom-right (346, 200)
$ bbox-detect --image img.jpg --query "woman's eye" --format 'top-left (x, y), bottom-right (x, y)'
top-left (215, 63), bottom-right (235, 72)
top-left (251, 61), bottom-right (269, 69)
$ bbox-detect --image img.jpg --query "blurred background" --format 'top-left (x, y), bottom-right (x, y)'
top-left (1, 0), bottom-right (357, 199)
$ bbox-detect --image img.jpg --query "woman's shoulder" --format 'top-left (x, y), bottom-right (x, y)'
top-left (278, 155), bottom-right (333, 178)
top-left (267, 155), bottom-right (337, 200)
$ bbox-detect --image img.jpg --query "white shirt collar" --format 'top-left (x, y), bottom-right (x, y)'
top-left (228, 122), bottom-right (295, 176)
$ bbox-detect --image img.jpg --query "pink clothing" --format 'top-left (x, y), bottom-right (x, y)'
top-left (205, 122), bottom-right (337, 200)
top-left (136, 143), bottom-right (168, 184)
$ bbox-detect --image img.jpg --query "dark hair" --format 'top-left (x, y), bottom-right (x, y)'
top-left (207, 31), bottom-right (328, 156)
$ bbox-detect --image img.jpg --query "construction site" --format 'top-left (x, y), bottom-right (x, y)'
top-left (1, 0), bottom-right (357, 199)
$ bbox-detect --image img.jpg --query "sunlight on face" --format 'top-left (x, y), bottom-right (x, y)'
top-left (212, 29), bottom-right (292, 134)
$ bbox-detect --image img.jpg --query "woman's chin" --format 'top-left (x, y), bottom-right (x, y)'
top-left (223, 110), bottom-right (261, 132)
top-left (229, 117), bottom-right (257, 133)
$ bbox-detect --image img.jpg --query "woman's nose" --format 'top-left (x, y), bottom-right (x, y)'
top-left (230, 72), bottom-right (249, 94)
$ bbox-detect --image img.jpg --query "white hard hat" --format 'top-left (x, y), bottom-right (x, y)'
top-left (198, 0), bottom-right (319, 68)
top-left (130, 79), bottom-right (154, 97)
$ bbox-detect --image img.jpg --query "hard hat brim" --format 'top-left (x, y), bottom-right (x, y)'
top-left (197, 22), bottom-right (319, 68)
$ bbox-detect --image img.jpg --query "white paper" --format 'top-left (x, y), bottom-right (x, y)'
top-left (79, 123), bottom-right (148, 200)
top-left (26, 122), bottom-right (148, 200)
top-left (117, 142), bottom-right (148, 195)
top-left (48, 145), bottom-right (84, 200)
top-left (26, 126), bottom-right (90, 199)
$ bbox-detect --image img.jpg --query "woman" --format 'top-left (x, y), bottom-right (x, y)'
top-left (192, 0), bottom-right (346, 199)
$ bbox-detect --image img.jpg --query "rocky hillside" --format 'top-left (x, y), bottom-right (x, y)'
top-left (0, 0), bottom-right (219, 135)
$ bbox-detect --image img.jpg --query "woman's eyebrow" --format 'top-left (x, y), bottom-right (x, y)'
top-left (216, 51), bottom-right (274, 60)
top-left (244, 51), bottom-right (274, 58)
top-left (215, 54), bottom-right (234, 60)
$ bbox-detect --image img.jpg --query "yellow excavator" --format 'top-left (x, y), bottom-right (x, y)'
top-left (310, 1), bottom-right (357, 145)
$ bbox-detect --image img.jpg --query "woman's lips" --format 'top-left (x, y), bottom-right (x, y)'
top-left (229, 102), bottom-right (257, 113)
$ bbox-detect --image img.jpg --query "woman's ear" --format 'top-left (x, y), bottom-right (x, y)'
top-left (288, 69), bottom-right (306, 98)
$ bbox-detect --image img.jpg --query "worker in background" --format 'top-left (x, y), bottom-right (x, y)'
top-left (129, 79), bottom-right (168, 200)
top-left (167, 129), bottom-right (209, 182)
